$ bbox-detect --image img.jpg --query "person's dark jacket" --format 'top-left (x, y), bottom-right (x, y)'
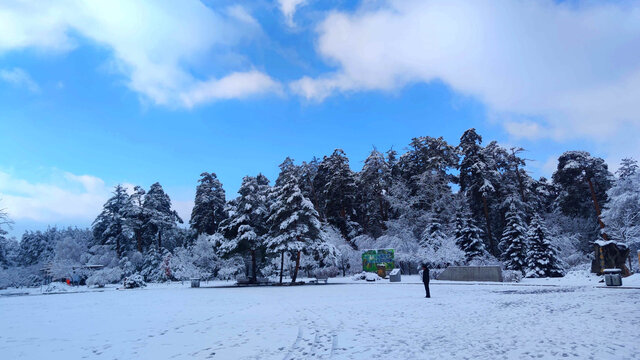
top-left (422, 267), bottom-right (430, 283)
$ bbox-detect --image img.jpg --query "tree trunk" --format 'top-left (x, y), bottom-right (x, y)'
top-left (279, 251), bottom-right (284, 284)
top-left (158, 229), bottom-right (162, 249)
top-left (586, 177), bottom-right (609, 240)
top-left (481, 195), bottom-right (495, 254)
top-left (250, 249), bottom-right (257, 283)
top-left (514, 165), bottom-right (526, 203)
top-left (135, 229), bottom-right (142, 253)
top-left (116, 236), bottom-right (121, 258)
top-left (291, 250), bottom-right (301, 284)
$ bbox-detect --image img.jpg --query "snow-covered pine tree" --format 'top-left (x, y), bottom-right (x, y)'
top-left (357, 149), bottom-right (391, 238)
top-left (143, 183), bottom-right (183, 250)
top-left (552, 151), bottom-right (613, 220)
top-left (218, 175), bottom-right (270, 283)
top-left (419, 213), bottom-right (447, 253)
top-left (268, 160), bottom-right (326, 284)
top-left (298, 158), bottom-right (320, 210)
top-left (615, 158), bottom-right (638, 180)
top-left (92, 184), bottom-right (130, 257)
top-left (18, 228), bottom-right (59, 266)
top-left (458, 128), bottom-right (498, 255)
top-left (454, 206), bottom-right (486, 262)
top-left (124, 186), bottom-right (147, 253)
top-left (499, 199), bottom-right (527, 274)
top-left (0, 206), bottom-right (13, 268)
top-left (525, 214), bottom-right (564, 278)
top-left (314, 149), bottom-right (360, 240)
top-left (602, 158), bottom-right (640, 248)
top-left (190, 172), bottom-right (226, 236)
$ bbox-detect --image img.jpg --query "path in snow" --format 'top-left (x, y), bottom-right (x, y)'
top-left (0, 278), bottom-right (638, 359)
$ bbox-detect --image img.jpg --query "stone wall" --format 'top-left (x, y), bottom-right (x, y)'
top-left (437, 266), bottom-right (503, 282)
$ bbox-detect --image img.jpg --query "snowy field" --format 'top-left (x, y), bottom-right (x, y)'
top-left (1, 275), bottom-right (639, 360)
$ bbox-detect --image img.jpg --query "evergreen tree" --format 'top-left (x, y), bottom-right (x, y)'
top-left (616, 158), bottom-right (638, 180)
top-left (458, 128), bottom-right (498, 255)
top-left (454, 206), bottom-right (486, 262)
top-left (143, 183), bottom-right (183, 250)
top-left (268, 160), bottom-right (325, 284)
top-left (298, 158), bottom-right (320, 210)
top-left (525, 215), bottom-right (564, 278)
top-left (18, 228), bottom-right (60, 266)
top-left (314, 149), bottom-right (360, 240)
top-left (499, 200), bottom-right (528, 274)
top-left (218, 175), bottom-right (270, 283)
top-left (357, 149), bottom-right (391, 237)
top-left (552, 151), bottom-right (613, 219)
top-left (0, 206), bottom-right (13, 268)
top-left (602, 161), bottom-right (640, 246)
top-left (92, 185), bottom-right (130, 257)
top-left (190, 172), bottom-right (226, 236)
top-left (124, 186), bottom-right (147, 253)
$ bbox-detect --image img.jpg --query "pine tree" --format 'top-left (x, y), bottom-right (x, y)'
top-left (92, 184), bottom-right (130, 257)
top-left (124, 186), bottom-right (147, 253)
top-left (314, 149), bottom-right (360, 240)
top-left (458, 128), bottom-right (498, 255)
top-left (601, 164), bottom-right (640, 246)
top-left (268, 160), bottom-right (325, 284)
top-left (218, 175), bottom-right (270, 282)
top-left (18, 228), bottom-right (59, 266)
top-left (143, 183), bottom-right (183, 250)
top-left (190, 172), bottom-right (226, 236)
top-left (454, 206), bottom-right (486, 262)
top-left (552, 151), bottom-right (613, 219)
top-left (616, 158), bottom-right (638, 180)
top-left (357, 149), bottom-right (391, 237)
top-left (298, 158), bottom-right (320, 210)
top-left (0, 206), bottom-right (13, 268)
top-left (525, 215), bottom-right (564, 278)
top-left (419, 214), bottom-right (447, 250)
top-left (499, 200), bottom-right (527, 274)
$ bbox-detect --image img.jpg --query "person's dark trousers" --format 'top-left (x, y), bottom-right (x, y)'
top-left (424, 282), bottom-right (430, 298)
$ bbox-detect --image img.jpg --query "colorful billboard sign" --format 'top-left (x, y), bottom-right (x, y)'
top-left (362, 249), bottom-right (395, 272)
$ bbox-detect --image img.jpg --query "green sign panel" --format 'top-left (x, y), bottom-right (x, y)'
top-left (362, 249), bottom-right (395, 272)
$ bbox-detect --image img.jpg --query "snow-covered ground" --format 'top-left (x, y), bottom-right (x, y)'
top-left (1, 275), bottom-right (639, 359)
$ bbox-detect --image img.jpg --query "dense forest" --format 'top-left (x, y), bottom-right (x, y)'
top-left (1, 128), bottom-right (638, 287)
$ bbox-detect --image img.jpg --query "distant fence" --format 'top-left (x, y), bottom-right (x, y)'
top-left (437, 266), bottom-right (503, 282)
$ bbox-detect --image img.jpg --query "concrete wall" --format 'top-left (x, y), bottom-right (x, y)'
top-left (437, 266), bottom-right (503, 282)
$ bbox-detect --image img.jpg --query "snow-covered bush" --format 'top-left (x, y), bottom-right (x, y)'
top-left (86, 267), bottom-right (123, 287)
top-left (119, 251), bottom-right (144, 277)
top-left (169, 246), bottom-right (201, 280)
top-left (0, 265), bottom-right (44, 288)
top-left (417, 236), bottom-right (465, 269)
top-left (123, 274), bottom-right (146, 288)
top-left (324, 226), bottom-right (361, 276)
top-left (216, 255), bottom-right (245, 280)
top-left (351, 271), bottom-right (382, 281)
top-left (502, 270), bottom-right (522, 283)
top-left (43, 282), bottom-right (70, 293)
top-left (140, 248), bottom-right (171, 282)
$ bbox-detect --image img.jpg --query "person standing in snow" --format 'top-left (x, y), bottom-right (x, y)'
top-left (422, 264), bottom-right (431, 298)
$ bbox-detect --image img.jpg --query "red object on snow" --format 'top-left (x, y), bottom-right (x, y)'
top-left (66, 278), bottom-right (71, 285)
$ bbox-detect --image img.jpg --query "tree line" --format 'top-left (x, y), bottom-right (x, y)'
top-left (1, 128), bottom-right (638, 287)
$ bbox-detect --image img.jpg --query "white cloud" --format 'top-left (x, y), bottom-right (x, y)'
top-left (292, 0), bottom-right (640, 146)
top-left (278, 0), bottom-right (307, 27)
top-left (0, 67), bottom-right (40, 92)
top-left (0, 0), bottom-right (279, 107)
top-left (0, 170), bottom-right (194, 229)
top-left (180, 70), bottom-right (283, 108)
top-left (0, 170), bottom-right (109, 223)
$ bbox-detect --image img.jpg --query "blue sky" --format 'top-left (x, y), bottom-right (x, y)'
top-left (1, 0), bottom-right (639, 237)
